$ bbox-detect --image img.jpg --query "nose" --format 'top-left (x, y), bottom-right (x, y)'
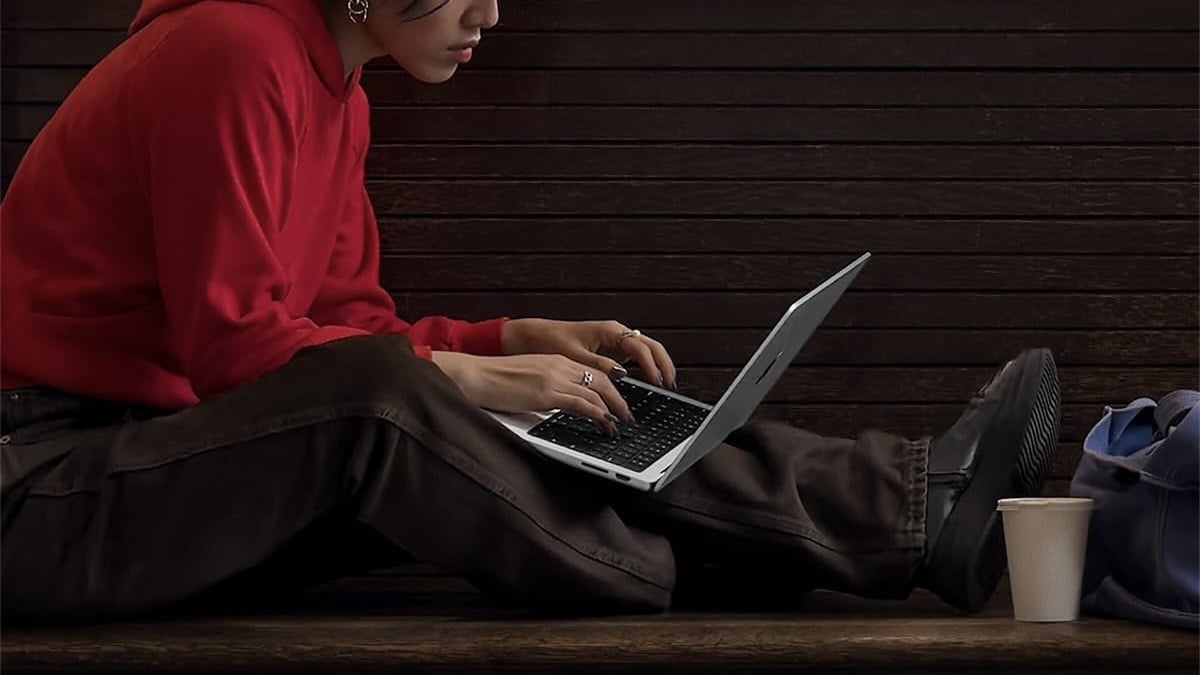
top-left (464, 0), bottom-right (499, 30)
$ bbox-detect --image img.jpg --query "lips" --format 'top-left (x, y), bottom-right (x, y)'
top-left (448, 40), bottom-right (478, 65)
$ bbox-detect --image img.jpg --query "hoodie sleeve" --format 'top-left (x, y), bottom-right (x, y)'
top-left (136, 25), bottom-right (368, 400)
top-left (307, 180), bottom-right (509, 360)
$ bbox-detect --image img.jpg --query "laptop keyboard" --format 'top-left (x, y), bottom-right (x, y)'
top-left (527, 379), bottom-right (709, 472)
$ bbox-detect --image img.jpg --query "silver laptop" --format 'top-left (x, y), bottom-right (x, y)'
top-left (486, 252), bottom-right (871, 492)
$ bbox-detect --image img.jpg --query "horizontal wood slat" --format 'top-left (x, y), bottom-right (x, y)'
top-left (379, 254), bottom-right (1198, 291)
top-left (367, 145), bottom-right (1200, 181)
top-left (469, 32), bottom-right (1200, 69)
top-left (10, 143), bottom-right (1200, 183)
top-left (619, 329), bottom-right (1199, 366)
top-left (9, 105), bottom-right (1198, 143)
top-left (368, 181), bottom-right (1197, 217)
top-left (5, 31), bottom-right (1199, 69)
top-left (7, 106), bottom-right (1199, 150)
top-left (366, 71), bottom-right (1200, 107)
top-left (367, 107), bottom-right (1199, 143)
top-left (654, 367), bottom-right (1196, 403)
top-left (390, 292), bottom-right (1199, 329)
top-left (498, 1), bottom-right (1200, 31)
top-left (4, 0), bottom-right (1197, 30)
top-left (11, 69), bottom-right (1197, 107)
top-left (376, 218), bottom-right (1200, 254)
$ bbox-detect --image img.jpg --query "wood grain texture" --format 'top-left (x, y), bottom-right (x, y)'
top-left (366, 70), bottom-right (1200, 107)
top-left (7, 30), bottom-right (1200, 69)
top-left (368, 145), bottom-right (1200, 181)
top-left (12, 142), bottom-right (1200, 184)
top-left (4, 0), bottom-right (1198, 30)
top-left (463, 31), bottom-right (1200, 69)
top-left (12, 68), bottom-right (1199, 107)
top-left (642, 367), bottom-right (1196, 404)
top-left (392, 292), bottom-right (1199, 329)
top-left (368, 181), bottom-right (1198, 217)
top-left (13, 106), bottom-right (1199, 145)
top-left (375, 218), bottom-right (1200, 253)
top-left (3, 586), bottom-right (1195, 675)
top-left (497, 0), bottom-right (1200, 31)
top-left (625, 329), bottom-right (1199, 366)
top-left (379, 254), bottom-right (1199, 291)
top-left (367, 107), bottom-right (1200, 143)
top-left (8, 105), bottom-right (1198, 143)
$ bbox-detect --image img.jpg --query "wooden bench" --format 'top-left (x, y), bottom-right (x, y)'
top-left (4, 567), bottom-right (1197, 674)
top-left (2, 0), bottom-right (1197, 672)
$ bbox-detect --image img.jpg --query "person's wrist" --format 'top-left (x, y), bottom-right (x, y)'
top-left (501, 318), bottom-right (541, 355)
top-left (431, 351), bottom-right (479, 398)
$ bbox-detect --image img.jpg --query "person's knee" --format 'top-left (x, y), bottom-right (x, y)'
top-left (302, 334), bottom-right (464, 416)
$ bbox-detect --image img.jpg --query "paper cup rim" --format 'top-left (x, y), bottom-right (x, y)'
top-left (996, 497), bottom-right (1095, 512)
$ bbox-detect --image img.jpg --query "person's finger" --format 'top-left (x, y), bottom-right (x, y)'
top-left (594, 321), bottom-right (636, 363)
top-left (556, 353), bottom-right (634, 422)
top-left (640, 336), bottom-right (678, 391)
top-left (618, 336), bottom-right (663, 388)
top-left (583, 369), bottom-right (635, 424)
top-left (552, 390), bottom-right (618, 436)
top-left (567, 347), bottom-right (631, 383)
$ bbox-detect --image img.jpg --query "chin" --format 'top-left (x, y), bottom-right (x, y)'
top-left (411, 65), bottom-right (458, 84)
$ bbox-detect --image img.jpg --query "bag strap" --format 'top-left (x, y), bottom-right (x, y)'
top-left (1141, 390), bottom-right (1199, 490)
top-left (1154, 390), bottom-right (1200, 440)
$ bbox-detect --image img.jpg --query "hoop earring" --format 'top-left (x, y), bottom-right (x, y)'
top-left (347, 0), bottom-right (369, 23)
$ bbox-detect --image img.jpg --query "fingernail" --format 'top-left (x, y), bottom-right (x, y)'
top-left (605, 412), bottom-right (620, 424)
top-left (629, 413), bottom-right (640, 426)
top-left (672, 379), bottom-right (679, 392)
top-left (610, 364), bottom-right (628, 380)
top-left (657, 375), bottom-right (665, 388)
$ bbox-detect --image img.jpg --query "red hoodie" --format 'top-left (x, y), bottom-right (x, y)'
top-left (0, 0), bottom-right (507, 409)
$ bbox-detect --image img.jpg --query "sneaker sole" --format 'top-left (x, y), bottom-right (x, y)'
top-left (927, 349), bottom-right (1061, 613)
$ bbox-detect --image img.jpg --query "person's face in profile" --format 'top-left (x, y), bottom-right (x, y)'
top-left (368, 0), bottom-right (500, 83)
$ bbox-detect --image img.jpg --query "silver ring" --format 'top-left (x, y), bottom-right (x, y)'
top-left (618, 329), bottom-right (642, 342)
top-left (580, 371), bottom-right (594, 388)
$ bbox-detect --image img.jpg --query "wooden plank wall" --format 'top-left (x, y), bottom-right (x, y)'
top-left (3, 1), bottom-right (1198, 495)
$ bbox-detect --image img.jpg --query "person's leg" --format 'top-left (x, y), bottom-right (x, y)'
top-left (1, 334), bottom-right (674, 624)
top-left (606, 421), bottom-right (928, 607)
top-left (604, 348), bottom-right (1060, 613)
top-left (1, 334), bottom-right (1059, 622)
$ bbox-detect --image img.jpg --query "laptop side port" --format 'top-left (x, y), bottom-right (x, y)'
top-left (615, 474), bottom-right (632, 482)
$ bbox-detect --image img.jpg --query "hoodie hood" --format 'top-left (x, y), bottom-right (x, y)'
top-left (129, 0), bottom-right (351, 97)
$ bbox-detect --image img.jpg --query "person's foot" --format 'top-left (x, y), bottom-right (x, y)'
top-left (919, 348), bottom-right (1061, 613)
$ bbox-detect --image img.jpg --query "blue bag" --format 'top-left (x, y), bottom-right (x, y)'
top-left (1069, 389), bottom-right (1199, 629)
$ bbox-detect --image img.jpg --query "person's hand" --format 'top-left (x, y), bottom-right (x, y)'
top-left (501, 318), bottom-right (678, 391)
top-left (431, 351), bottom-right (634, 435)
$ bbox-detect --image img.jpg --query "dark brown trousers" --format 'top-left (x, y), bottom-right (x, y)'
top-left (1, 334), bottom-right (929, 624)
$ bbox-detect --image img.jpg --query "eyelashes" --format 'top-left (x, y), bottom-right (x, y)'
top-left (398, 0), bottom-right (452, 22)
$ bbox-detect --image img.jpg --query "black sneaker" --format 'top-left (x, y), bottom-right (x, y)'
top-left (920, 348), bottom-right (1061, 613)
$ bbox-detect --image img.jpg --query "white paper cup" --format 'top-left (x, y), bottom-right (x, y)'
top-left (996, 497), bottom-right (1095, 622)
